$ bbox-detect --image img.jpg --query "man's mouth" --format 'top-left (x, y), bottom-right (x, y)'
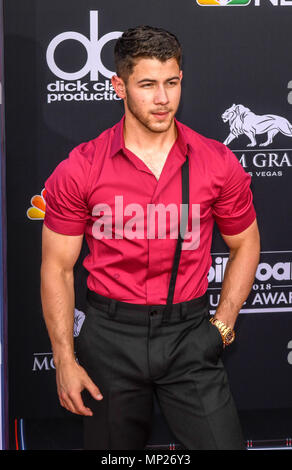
top-left (152, 111), bottom-right (170, 119)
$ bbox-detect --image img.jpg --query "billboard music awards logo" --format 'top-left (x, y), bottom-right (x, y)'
top-left (208, 251), bottom-right (292, 314)
top-left (46, 11), bottom-right (122, 104)
top-left (221, 103), bottom-right (292, 178)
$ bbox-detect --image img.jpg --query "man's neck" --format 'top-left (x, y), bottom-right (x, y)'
top-left (123, 114), bottom-right (177, 158)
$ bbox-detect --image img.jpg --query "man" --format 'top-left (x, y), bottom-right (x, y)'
top-left (41, 25), bottom-right (260, 450)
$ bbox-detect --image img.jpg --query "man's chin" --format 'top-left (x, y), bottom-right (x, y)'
top-left (147, 116), bottom-right (174, 133)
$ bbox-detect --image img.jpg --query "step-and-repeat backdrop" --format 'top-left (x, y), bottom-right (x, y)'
top-left (3, 0), bottom-right (292, 449)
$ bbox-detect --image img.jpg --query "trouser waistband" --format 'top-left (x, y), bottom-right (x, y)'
top-left (86, 289), bottom-right (208, 325)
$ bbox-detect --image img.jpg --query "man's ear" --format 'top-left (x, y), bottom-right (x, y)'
top-left (111, 75), bottom-right (126, 99)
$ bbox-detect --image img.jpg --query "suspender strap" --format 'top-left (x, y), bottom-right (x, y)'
top-left (162, 156), bottom-right (189, 324)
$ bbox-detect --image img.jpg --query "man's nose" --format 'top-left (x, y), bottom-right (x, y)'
top-left (153, 85), bottom-right (169, 105)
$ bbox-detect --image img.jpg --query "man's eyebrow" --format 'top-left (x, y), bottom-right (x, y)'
top-left (137, 76), bottom-right (180, 84)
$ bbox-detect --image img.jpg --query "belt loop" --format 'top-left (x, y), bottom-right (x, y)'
top-left (108, 299), bottom-right (117, 319)
top-left (180, 302), bottom-right (188, 320)
top-left (162, 305), bottom-right (171, 324)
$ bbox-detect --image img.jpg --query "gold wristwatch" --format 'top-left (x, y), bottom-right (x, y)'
top-left (209, 317), bottom-right (235, 346)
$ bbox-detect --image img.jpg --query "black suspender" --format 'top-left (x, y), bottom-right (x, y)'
top-left (162, 156), bottom-right (189, 324)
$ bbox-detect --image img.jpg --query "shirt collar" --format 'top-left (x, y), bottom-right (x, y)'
top-left (109, 115), bottom-right (125, 158)
top-left (109, 115), bottom-right (191, 160)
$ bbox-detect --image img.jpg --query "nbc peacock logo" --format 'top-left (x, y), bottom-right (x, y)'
top-left (197, 0), bottom-right (250, 5)
top-left (26, 188), bottom-right (46, 220)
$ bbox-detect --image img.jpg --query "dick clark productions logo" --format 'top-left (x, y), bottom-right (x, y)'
top-left (46, 10), bottom-right (122, 81)
top-left (46, 11), bottom-right (123, 103)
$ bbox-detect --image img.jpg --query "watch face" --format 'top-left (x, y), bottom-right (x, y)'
top-left (225, 331), bottom-right (235, 344)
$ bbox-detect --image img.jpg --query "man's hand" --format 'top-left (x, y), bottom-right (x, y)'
top-left (56, 359), bottom-right (103, 416)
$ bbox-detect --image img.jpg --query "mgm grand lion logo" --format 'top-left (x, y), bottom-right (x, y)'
top-left (222, 104), bottom-right (292, 147)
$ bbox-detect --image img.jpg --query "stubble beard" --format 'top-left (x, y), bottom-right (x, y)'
top-left (125, 89), bottom-right (176, 134)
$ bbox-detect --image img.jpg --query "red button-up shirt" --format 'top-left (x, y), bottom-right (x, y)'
top-left (44, 116), bottom-right (256, 304)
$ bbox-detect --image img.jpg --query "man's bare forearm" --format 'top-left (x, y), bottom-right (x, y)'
top-left (214, 244), bottom-right (260, 330)
top-left (40, 264), bottom-right (76, 367)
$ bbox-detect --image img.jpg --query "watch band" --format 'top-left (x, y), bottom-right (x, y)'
top-left (209, 317), bottom-right (235, 346)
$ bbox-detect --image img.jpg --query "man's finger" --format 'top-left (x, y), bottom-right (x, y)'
top-left (61, 395), bottom-right (77, 414)
top-left (84, 378), bottom-right (103, 401)
top-left (69, 391), bottom-right (93, 416)
top-left (59, 390), bottom-right (74, 413)
top-left (59, 390), bottom-right (84, 415)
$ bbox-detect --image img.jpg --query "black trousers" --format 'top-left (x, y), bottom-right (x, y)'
top-left (75, 289), bottom-right (245, 450)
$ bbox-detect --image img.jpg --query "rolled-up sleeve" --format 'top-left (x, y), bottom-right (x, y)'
top-left (43, 142), bottom-right (93, 235)
top-left (212, 147), bottom-right (256, 236)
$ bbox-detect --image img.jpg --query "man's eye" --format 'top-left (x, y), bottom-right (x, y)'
top-left (141, 83), bottom-right (152, 88)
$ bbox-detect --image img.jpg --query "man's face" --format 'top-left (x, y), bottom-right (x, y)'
top-left (115, 57), bottom-right (182, 133)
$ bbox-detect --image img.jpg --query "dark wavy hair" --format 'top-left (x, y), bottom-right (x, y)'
top-left (114, 25), bottom-right (182, 82)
